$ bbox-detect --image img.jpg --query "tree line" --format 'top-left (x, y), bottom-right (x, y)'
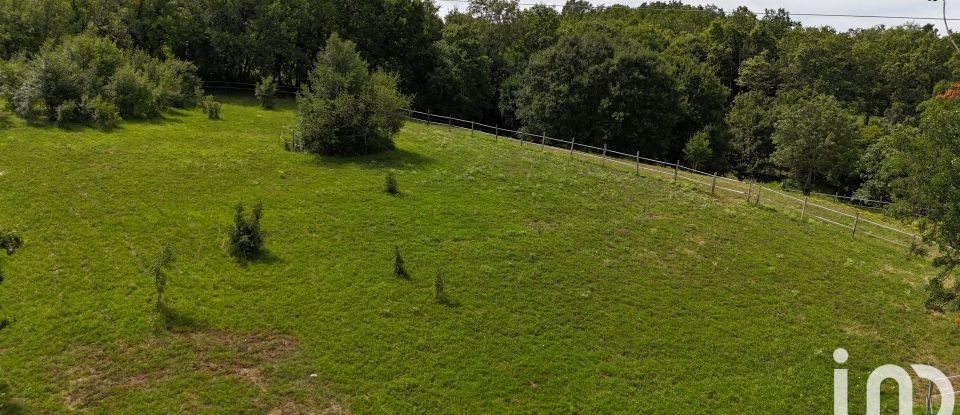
top-left (3, 0), bottom-right (959, 195)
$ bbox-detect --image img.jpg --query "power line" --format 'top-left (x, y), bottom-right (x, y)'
top-left (435, 0), bottom-right (960, 21)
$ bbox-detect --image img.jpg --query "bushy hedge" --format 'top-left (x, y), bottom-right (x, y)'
top-left (0, 33), bottom-right (203, 128)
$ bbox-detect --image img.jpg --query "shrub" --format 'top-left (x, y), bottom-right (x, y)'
top-left (434, 269), bottom-right (448, 304)
top-left (0, 229), bottom-right (22, 284)
top-left (255, 75), bottom-right (277, 109)
top-left (202, 95), bottom-right (221, 120)
top-left (2, 34), bottom-right (202, 126)
top-left (227, 202), bottom-right (264, 262)
top-left (924, 275), bottom-right (958, 312)
top-left (147, 246), bottom-right (175, 314)
top-left (393, 247), bottom-right (408, 278)
top-left (293, 33), bottom-right (410, 155)
top-left (108, 65), bottom-right (158, 119)
top-left (384, 172), bottom-right (399, 195)
top-left (55, 100), bottom-right (81, 127)
top-left (84, 95), bottom-right (120, 129)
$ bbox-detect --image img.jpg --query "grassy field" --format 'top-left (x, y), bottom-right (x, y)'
top-left (0, 95), bottom-right (955, 413)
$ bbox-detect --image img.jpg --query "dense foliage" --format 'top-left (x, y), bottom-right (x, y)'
top-left (227, 202), bottom-right (265, 262)
top-left (0, 33), bottom-right (201, 127)
top-left (291, 34), bottom-right (409, 155)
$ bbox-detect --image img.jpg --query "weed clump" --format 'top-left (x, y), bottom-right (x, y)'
top-left (202, 95), bottom-right (221, 120)
top-left (393, 247), bottom-right (408, 278)
top-left (227, 202), bottom-right (265, 262)
top-left (384, 172), bottom-right (399, 195)
top-left (434, 269), bottom-right (448, 305)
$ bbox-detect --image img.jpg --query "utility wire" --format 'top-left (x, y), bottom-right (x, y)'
top-left (435, 0), bottom-right (960, 21)
top-left (941, 0), bottom-right (960, 54)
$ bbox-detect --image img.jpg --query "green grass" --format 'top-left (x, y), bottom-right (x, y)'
top-left (0, 95), bottom-right (955, 413)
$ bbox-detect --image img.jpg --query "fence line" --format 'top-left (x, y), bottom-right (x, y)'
top-left (401, 108), bottom-right (919, 254)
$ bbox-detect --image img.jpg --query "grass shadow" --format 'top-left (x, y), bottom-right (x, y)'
top-left (160, 304), bottom-right (201, 332)
top-left (312, 147), bottom-right (434, 170)
top-left (247, 248), bottom-right (283, 266)
top-left (0, 383), bottom-right (25, 415)
top-left (209, 91), bottom-right (297, 111)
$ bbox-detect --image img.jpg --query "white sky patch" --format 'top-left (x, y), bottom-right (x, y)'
top-left (436, 0), bottom-right (959, 32)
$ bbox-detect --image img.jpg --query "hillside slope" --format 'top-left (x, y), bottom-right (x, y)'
top-left (0, 96), bottom-right (951, 413)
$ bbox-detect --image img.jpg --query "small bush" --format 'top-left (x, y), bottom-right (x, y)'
top-left (393, 247), bottom-right (408, 278)
top-left (0, 229), bottom-right (22, 284)
top-left (255, 75), bottom-right (277, 109)
top-left (227, 202), bottom-right (264, 262)
top-left (924, 275), bottom-right (957, 312)
top-left (384, 172), bottom-right (399, 195)
top-left (84, 95), bottom-right (120, 129)
top-left (0, 229), bottom-right (21, 257)
top-left (202, 95), bottom-right (221, 120)
top-left (55, 100), bottom-right (81, 127)
top-left (434, 269), bottom-right (448, 304)
top-left (147, 245), bottom-right (175, 314)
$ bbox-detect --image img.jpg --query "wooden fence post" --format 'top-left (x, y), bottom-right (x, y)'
top-left (711, 173), bottom-right (717, 194)
top-left (800, 196), bottom-right (808, 221)
top-left (495, 125), bottom-right (499, 140)
top-left (673, 160), bottom-right (679, 183)
top-left (471, 121), bottom-right (474, 137)
top-left (426, 111), bottom-right (431, 125)
top-left (852, 212), bottom-right (860, 238)
top-left (636, 151), bottom-right (640, 174)
top-left (541, 132), bottom-right (546, 151)
top-left (756, 185), bottom-right (762, 205)
top-left (746, 181), bottom-right (752, 202)
top-left (447, 116), bottom-right (451, 129)
top-left (602, 144), bottom-right (607, 165)
top-left (570, 138), bottom-right (575, 156)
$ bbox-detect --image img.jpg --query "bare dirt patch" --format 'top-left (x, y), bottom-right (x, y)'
top-left (56, 330), bottom-right (345, 413)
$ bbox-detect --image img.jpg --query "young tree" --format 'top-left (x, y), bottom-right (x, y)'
top-left (227, 202), bottom-right (265, 262)
top-left (147, 246), bottom-right (175, 315)
top-left (684, 131), bottom-right (713, 170)
top-left (254, 75), bottom-right (277, 109)
top-left (770, 94), bottom-right (858, 193)
top-left (726, 91), bottom-right (776, 178)
top-left (293, 33), bottom-right (411, 155)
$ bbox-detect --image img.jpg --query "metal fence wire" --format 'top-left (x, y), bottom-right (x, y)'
top-left (400, 108), bottom-right (919, 253)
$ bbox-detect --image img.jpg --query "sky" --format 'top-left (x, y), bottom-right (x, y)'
top-left (435, 0), bottom-right (960, 32)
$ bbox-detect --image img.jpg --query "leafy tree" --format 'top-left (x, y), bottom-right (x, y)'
top-left (420, 22), bottom-right (495, 120)
top-left (684, 130), bottom-right (712, 171)
top-left (293, 33), bottom-right (410, 155)
top-left (726, 91), bottom-right (776, 178)
top-left (736, 51), bottom-right (777, 95)
top-left (854, 124), bottom-right (915, 202)
top-left (515, 33), bottom-right (681, 156)
top-left (770, 94), bottom-right (859, 193)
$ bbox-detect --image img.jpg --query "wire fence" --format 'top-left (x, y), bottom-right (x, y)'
top-left (400, 108), bottom-right (920, 253)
